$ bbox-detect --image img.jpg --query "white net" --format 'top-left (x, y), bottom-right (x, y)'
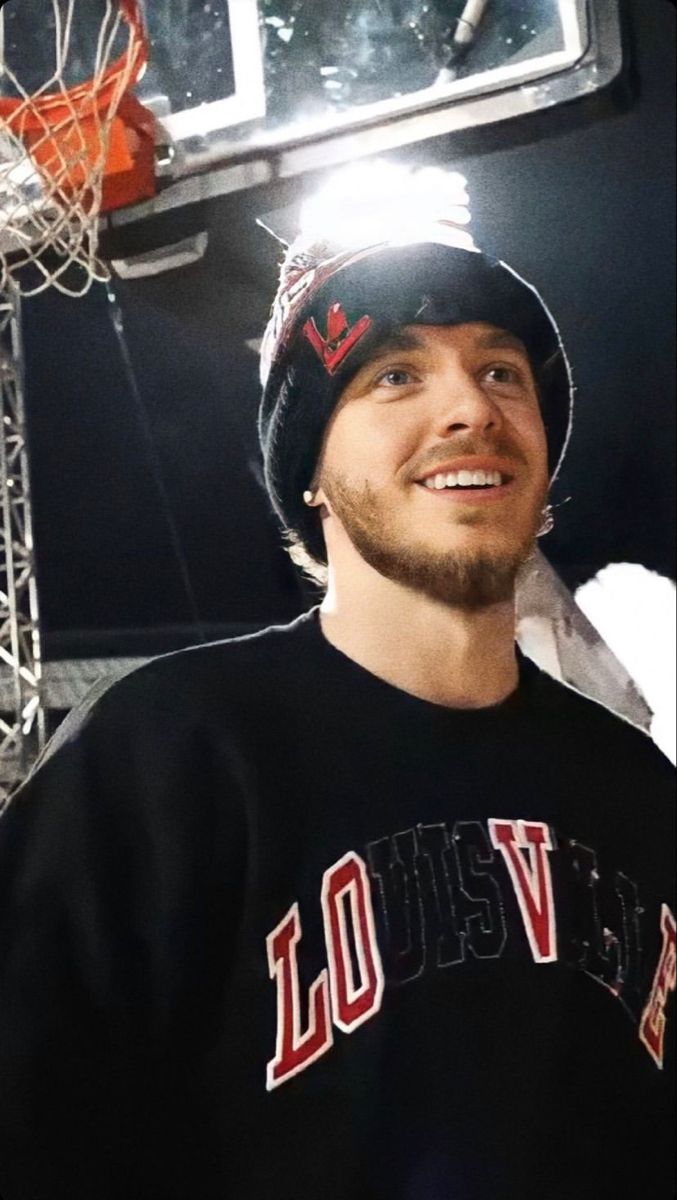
top-left (0, 0), bottom-right (148, 297)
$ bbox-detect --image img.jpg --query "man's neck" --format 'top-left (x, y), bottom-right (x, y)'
top-left (319, 563), bottom-right (519, 710)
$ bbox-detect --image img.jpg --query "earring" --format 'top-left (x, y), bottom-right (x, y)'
top-left (536, 504), bottom-right (554, 538)
top-left (303, 490), bottom-right (315, 505)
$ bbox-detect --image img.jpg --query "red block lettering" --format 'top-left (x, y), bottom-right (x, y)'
top-left (322, 851), bottom-right (385, 1033)
top-left (639, 903), bottom-right (676, 1069)
top-left (489, 819), bottom-right (557, 963)
top-left (266, 902), bottom-right (333, 1090)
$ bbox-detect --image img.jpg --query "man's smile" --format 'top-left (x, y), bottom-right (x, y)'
top-left (412, 455), bottom-right (521, 504)
top-left (414, 476), bottom-right (518, 503)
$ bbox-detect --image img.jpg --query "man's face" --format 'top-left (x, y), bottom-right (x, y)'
top-left (313, 322), bottom-right (550, 609)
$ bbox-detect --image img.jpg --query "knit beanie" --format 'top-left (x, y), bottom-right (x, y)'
top-left (258, 225), bottom-right (573, 565)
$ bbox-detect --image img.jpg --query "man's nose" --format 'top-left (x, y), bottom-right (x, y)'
top-left (432, 372), bottom-right (503, 438)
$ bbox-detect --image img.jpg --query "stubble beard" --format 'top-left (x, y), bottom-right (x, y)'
top-left (321, 472), bottom-right (547, 611)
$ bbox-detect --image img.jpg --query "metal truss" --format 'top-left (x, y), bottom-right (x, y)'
top-left (0, 284), bottom-right (45, 809)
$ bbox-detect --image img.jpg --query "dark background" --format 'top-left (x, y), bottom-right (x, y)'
top-left (20, 0), bottom-right (675, 659)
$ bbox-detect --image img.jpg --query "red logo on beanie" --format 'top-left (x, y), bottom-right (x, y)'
top-left (303, 303), bottom-right (372, 375)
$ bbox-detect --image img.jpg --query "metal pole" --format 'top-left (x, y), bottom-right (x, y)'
top-left (0, 282), bottom-right (46, 808)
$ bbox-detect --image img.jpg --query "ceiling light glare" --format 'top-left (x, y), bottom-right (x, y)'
top-left (299, 161), bottom-right (475, 252)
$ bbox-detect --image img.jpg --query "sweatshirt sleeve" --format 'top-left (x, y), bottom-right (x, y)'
top-left (0, 667), bottom-right (247, 1200)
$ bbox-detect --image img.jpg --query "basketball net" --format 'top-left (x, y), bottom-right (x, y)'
top-left (0, 0), bottom-right (155, 297)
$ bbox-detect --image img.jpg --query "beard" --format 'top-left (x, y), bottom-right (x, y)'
top-left (321, 472), bottom-right (547, 611)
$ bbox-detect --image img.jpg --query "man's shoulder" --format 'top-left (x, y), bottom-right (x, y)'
top-left (125, 608), bottom-right (318, 695)
top-left (526, 655), bottom-right (675, 781)
top-left (32, 610), bottom-right (319, 775)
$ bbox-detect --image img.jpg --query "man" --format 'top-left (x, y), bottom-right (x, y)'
top-left (0, 225), bottom-right (674, 1200)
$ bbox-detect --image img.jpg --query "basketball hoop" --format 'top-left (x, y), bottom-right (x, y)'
top-left (0, 0), bottom-right (156, 296)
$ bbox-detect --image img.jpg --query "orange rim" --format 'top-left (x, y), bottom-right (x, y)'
top-left (0, 0), bottom-right (148, 127)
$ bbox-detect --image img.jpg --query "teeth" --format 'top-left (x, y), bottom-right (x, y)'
top-left (421, 469), bottom-right (505, 489)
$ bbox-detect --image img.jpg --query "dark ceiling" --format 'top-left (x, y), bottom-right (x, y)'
top-left (20, 0), bottom-right (676, 658)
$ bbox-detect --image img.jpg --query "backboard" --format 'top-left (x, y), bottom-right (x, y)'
top-left (0, 1), bottom-right (624, 250)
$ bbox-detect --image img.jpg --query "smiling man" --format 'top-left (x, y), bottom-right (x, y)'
top-left (259, 236), bottom-right (567, 714)
top-left (303, 317), bottom-right (550, 708)
top-left (316, 323), bottom-right (546, 602)
top-left (0, 226), bottom-right (674, 1200)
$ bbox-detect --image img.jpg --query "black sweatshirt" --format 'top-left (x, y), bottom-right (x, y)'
top-left (0, 608), bottom-right (674, 1200)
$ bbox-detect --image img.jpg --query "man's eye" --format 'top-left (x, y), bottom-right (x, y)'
top-left (374, 368), bottom-right (414, 387)
top-left (483, 365), bottom-right (523, 385)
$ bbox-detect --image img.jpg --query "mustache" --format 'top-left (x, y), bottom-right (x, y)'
top-left (408, 436), bottom-right (528, 480)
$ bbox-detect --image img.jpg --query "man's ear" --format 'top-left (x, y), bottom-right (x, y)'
top-left (303, 485), bottom-right (332, 518)
top-left (314, 488), bottom-right (332, 520)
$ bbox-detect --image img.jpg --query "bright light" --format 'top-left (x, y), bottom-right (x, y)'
top-left (575, 564), bottom-right (676, 764)
top-left (298, 161), bottom-right (475, 252)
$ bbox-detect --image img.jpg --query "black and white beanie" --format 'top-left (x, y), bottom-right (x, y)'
top-left (258, 225), bottom-right (573, 564)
